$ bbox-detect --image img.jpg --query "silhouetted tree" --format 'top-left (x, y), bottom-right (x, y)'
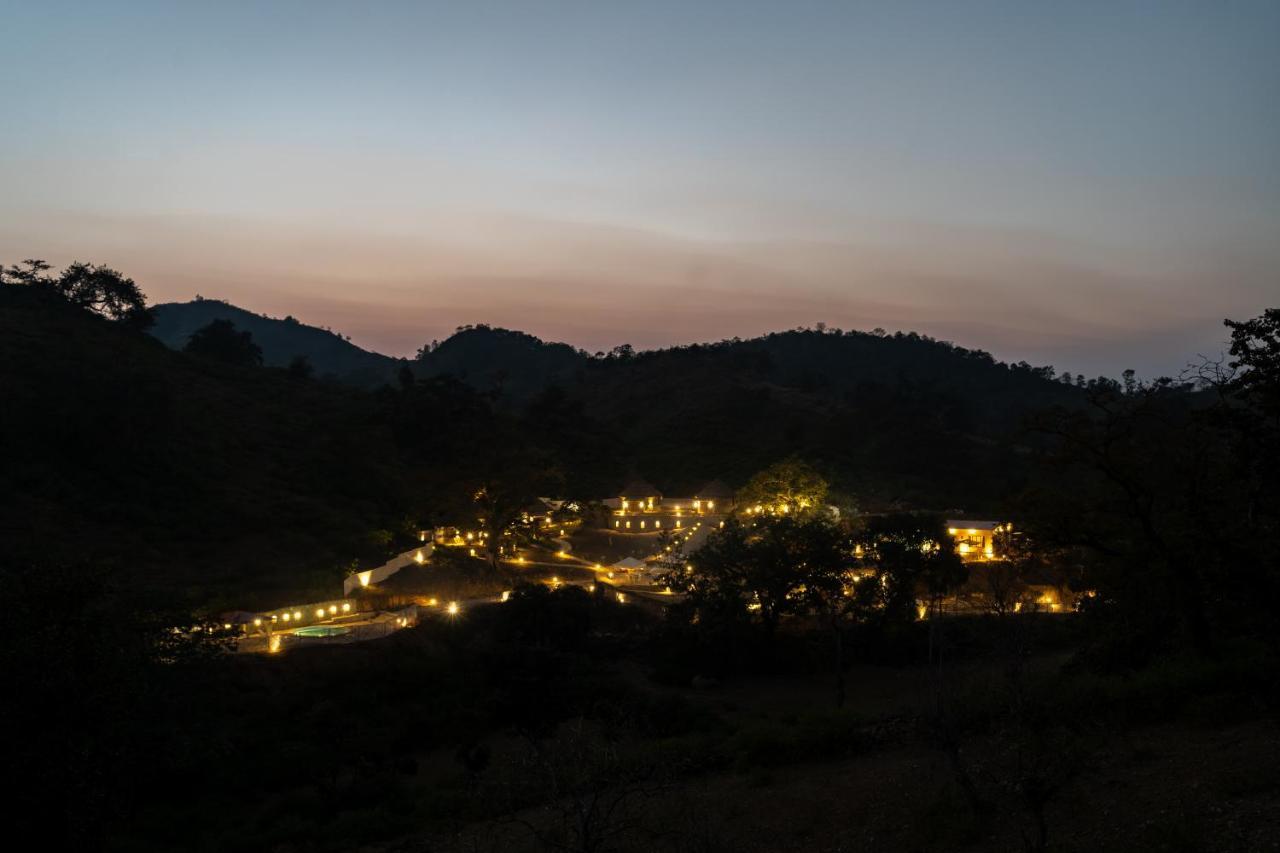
top-left (2, 258), bottom-right (152, 328)
top-left (287, 354), bottom-right (314, 380)
top-left (850, 513), bottom-right (967, 625)
top-left (183, 319), bottom-right (263, 368)
top-left (669, 514), bottom-right (847, 636)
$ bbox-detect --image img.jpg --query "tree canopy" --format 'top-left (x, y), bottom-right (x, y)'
top-left (183, 319), bottom-right (264, 368)
top-left (2, 258), bottom-right (152, 328)
top-left (735, 457), bottom-right (830, 516)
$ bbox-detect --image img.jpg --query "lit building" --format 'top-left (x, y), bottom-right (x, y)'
top-left (605, 477), bottom-right (730, 534)
top-left (944, 519), bottom-right (1010, 560)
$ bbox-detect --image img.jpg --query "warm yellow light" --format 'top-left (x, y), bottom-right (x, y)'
top-left (316, 609), bottom-right (326, 618)
top-left (664, 586), bottom-right (673, 595)
top-left (616, 592), bottom-right (627, 604)
top-left (984, 545), bottom-right (994, 558)
top-left (358, 571), bottom-right (372, 587)
top-left (282, 612), bottom-right (291, 622)
top-left (428, 597), bottom-right (438, 606)
top-left (341, 602), bottom-right (351, 613)
top-left (557, 549), bottom-right (567, 558)
top-left (967, 528), bottom-right (977, 535)
top-left (293, 611), bottom-right (302, 620)
top-left (587, 583), bottom-right (595, 593)
top-left (707, 501), bottom-right (715, 510)
top-left (501, 590), bottom-right (511, 602)
top-left (223, 623), bottom-right (232, 630)
top-left (268, 635), bottom-right (282, 653)
top-left (253, 618), bottom-right (262, 626)
top-left (447, 601), bottom-right (459, 616)
top-left (414, 550), bottom-right (425, 564)
top-left (329, 605), bottom-right (337, 614)
top-left (959, 542), bottom-right (971, 555)
top-left (947, 527), bottom-right (957, 535)
top-left (559, 529), bottom-right (565, 536)
top-left (469, 548), bottom-right (476, 557)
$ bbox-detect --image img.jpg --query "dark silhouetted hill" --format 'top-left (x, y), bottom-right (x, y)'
top-left (1, 285), bottom-right (419, 609)
top-left (567, 329), bottom-right (1084, 507)
top-left (151, 298), bottom-right (401, 387)
top-left (412, 324), bottom-right (588, 403)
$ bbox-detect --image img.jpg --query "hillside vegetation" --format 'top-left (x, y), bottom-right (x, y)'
top-left (2, 286), bottom-right (411, 608)
top-left (151, 298), bottom-right (401, 387)
top-left (152, 302), bottom-right (1086, 508)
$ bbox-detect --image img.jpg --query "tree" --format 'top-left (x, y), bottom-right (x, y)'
top-left (287, 354), bottom-right (314, 380)
top-left (1022, 367), bottom-right (1248, 660)
top-left (850, 513), bottom-right (967, 625)
top-left (668, 515), bottom-right (847, 636)
top-left (735, 457), bottom-right (829, 516)
top-left (2, 258), bottom-right (152, 328)
top-left (183, 319), bottom-right (263, 368)
top-left (470, 440), bottom-right (563, 567)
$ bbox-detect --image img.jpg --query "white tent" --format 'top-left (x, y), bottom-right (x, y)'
top-left (612, 556), bottom-right (647, 570)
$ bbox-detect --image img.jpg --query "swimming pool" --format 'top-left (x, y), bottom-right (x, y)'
top-left (292, 625), bottom-right (351, 638)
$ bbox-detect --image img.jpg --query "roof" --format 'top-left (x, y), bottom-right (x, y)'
top-left (522, 498), bottom-right (554, 514)
top-left (945, 519), bottom-right (1001, 531)
top-left (695, 479), bottom-right (734, 499)
top-left (612, 556), bottom-right (647, 569)
top-left (620, 479), bottom-right (661, 498)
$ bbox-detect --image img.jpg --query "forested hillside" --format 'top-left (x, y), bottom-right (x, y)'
top-left (145, 294), bottom-right (1101, 513)
top-left (2, 286), bottom-right (418, 608)
top-left (6, 282), bottom-right (1094, 606)
top-left (151, 298), bottom-right (401, 387)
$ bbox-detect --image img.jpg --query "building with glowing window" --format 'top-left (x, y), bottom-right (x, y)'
top-left (603, 478), bottom-right (732, 533)
top-left (945, 519), bottom-right (1011, 560)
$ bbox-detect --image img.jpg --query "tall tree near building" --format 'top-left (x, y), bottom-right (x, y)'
top-left (735, 458), bottom-right (829, 515)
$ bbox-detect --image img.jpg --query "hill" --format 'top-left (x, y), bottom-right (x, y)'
top-left (1, 286), bottom-right (422, 609)
top-left (413, 324), bottom-right (588, 404)
top-left (395, 324), bottom-right (1084, 508)
top-left (150, 298), bottom-right (401, 387)
top-left (568, 329), bottom-right (1084, 507)
top-left (4, 284), bottom-right (1091, 609)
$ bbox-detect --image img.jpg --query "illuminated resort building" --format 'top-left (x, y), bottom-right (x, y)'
top-left (605, 478), bottom-right (733, 533)
top-left (945, 520), bottom-right (1010, 560)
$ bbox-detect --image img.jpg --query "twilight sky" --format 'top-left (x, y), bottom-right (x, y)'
top-left (2, 0), bottom-right (1277, 376)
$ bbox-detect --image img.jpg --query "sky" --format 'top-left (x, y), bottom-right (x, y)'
top-left (2, 0), bottom-right (1277, 376)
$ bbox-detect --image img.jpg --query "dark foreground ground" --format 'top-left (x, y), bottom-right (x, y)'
top-left (111, 597), bottom-right (1277, 853)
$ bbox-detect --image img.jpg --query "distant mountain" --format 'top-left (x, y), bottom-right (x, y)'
top-left (150, 299), bottom-right (401, 387)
